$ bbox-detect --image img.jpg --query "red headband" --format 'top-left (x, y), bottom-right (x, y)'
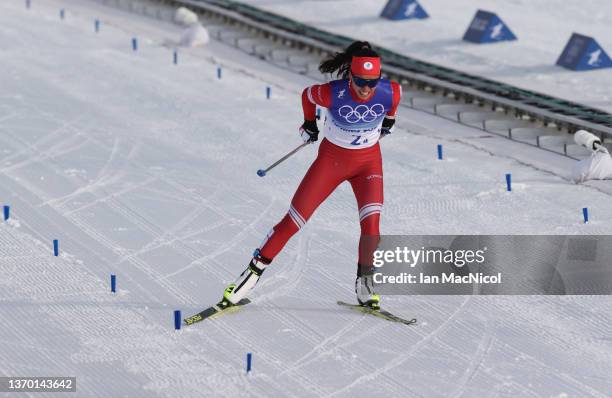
top-left (350, 56), bottom-right (381, 76)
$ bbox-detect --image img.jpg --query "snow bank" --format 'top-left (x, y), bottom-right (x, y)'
top-left (174, 6), bottom-right (199, 26)
top-left (179, 23), bottom-right (210, 47)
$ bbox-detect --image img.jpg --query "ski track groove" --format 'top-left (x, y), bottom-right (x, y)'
top-left (492, 298), bottom-right (612, 397)
top-left (58, 174), bottom-right (156, 216)
top-left (40, 138), bottom-right (134, 210)
top-left (448, 317), bottom-right (495, 398)
top-left (0, 115), bottom-right (85, 168)
top-left (158, 187), bottom-right (276, 281)
top-left (251, 233), bottom-right (428, 396)
top-left (277, 312), bottom-right (381, 376)
top-left (115, 218), bottom-right (228, 267)
top-left (254, 233), bottom-right (454, 396)
top-left (260, 300), bottom-right (424, 398)
top-left (324, 296), bottom-right (472, 397)
top-left (206, 318), bottom-right (328, 397)
top-left (207, 223), bottom-right (418, 396)
top-left (64, 212), bottom-right (194, 304)
top-left (256, 236), bottom-right (431, 395)
top-left (2, 131), bottom-right (90, 175)
top-left (179, 332), bottom-right (272, 398)
top-left (3, 218), bottom-right (230, 396)
top-left (5, 186), bottom-right (177, 306)
top-left (426, 309), bottom-right (535, 396)
top-left (1, 115), bottom-right (250, 303)
top-left (421, 304), bottom-right (581, 398)
top-left (503, 341), bottom-right (609, 398)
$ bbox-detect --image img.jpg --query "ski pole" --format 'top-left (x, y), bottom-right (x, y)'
top-left (257, 142), bottom-right (312, 177)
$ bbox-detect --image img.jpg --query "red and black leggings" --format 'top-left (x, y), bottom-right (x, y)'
top-left (258, 138), bottom-right (383, 268)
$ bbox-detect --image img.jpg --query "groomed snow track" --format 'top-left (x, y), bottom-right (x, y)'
top-left (1, 1), bottom-right (611, 397)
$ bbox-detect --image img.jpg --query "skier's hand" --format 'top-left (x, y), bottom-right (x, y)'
top-left (299, 120), bottom-right (319, 143)
top-left (380, 116), bottom-right (395, 139)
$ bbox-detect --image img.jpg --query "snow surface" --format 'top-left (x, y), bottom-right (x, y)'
top-left (1, 0), bottom-right (611, 397)
top-left (237, 0), bottom-right (612, 113)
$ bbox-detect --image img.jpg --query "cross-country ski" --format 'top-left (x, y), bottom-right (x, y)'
top-left (337, 301), bottom-right (417, 326)
top-left (184, 298), bottom-right (251, 326)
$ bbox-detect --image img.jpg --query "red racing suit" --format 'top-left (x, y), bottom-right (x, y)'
top-left (257, 78), bottom-right (401, 267)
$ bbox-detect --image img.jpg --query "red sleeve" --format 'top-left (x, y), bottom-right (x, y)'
top-left (386, 81), bottom-right (402, 117)
top-left (301, 83), bottom-right (332, 121)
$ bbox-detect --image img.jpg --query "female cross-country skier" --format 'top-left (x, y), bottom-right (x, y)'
top-left (222, 41), bottom-right (401, 310)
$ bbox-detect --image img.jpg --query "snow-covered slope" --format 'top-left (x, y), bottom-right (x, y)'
top-left (1, 1), bottom-right (611, 396)
top-left (238, 0), bottom-right (612, 113)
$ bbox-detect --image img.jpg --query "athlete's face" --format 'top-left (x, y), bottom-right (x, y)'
top-left (350, 73), bottom-right (380, 99)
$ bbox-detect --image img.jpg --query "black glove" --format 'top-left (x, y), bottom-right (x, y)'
top-left (380, 117), bottom-right (395, 138)
top-left (299, 120), bottom-right (319, 143)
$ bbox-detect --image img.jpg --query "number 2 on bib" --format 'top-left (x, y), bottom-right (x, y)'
top-left (350, 135), bottom-right (369, 146)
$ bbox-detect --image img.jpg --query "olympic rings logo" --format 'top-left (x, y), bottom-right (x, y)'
top-left (338, 104), bottom-right (385, 124)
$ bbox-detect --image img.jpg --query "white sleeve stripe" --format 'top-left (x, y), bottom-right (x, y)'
top-left (307, 87), bottom-right (315, 104)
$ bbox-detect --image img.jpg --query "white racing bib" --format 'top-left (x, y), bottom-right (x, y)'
top-left (323, 79), bottom-right (393, 149)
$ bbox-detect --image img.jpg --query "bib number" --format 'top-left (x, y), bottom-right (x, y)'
top-left (350, 135), bottom-right (369, 146)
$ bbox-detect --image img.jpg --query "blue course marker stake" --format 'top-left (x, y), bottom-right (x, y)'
top-left (583, 207), bottom-right (589, 223)
top-left (53, 239), bottom-right (59, 256)
top-left (437, 144), bottom-right (443, 160)
top-left (3, 205), bottom-right (9, 221)
top-left (173, 50), bottom-right (178, 65)
top-left (316, 108), bottom-right (321, 120)
top-left (60, 9), bottom-right (65, 20)
top-left (246, 352), bottom-right (252, 373)
top-left (174, 310), bottom-right (181, 330)
top-left (217, 66), bottom-right (222, 79)
top-left (506, 173), bottom-right (512, 192)
top-left (111, 274), bottom-right (116, 293)
top-left (95, 19), bottom-right (100, 33)
top-left (266, 86), bottom-right (271, 99)
top-left (132, 37), bottom-right (138, 52)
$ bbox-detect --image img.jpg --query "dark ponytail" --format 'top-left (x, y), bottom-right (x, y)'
top-left (319, 41), bottom-right (380, 79)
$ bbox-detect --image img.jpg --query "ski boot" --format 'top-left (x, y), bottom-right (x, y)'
top-left (355, 268), bottom-right (380, 310)
top-left (222, 250), bottom-right (270, 306)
